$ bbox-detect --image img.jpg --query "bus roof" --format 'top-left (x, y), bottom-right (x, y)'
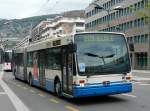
top-left (74, 31), bottom-right (125, 36)
top-left (14, 32), bottom-right (126, 53)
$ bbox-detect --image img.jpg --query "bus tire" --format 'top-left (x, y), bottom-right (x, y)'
top-left (29, 75), bottom-right (33, 86)
top-left (55, 79), bottom-right (62, 97)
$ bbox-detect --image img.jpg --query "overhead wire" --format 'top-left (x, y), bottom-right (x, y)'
top-left (34, 0), bottom-right (51, 15)
top-left (45, 0), bottom-right (61, 14)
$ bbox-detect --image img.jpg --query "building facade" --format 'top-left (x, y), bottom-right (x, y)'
top-left (31, 20), bottom-right (51, 41)
top-left (85, 0), bottom-right (150, 70)
top-left (41, 16), bottom-right (85, 38)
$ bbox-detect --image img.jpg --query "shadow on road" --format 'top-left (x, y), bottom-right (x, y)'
top-left (64, 96), bottom-right (127, 106)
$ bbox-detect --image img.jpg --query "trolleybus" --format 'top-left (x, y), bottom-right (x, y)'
top-left (13, 32), bottom-right (132, 98)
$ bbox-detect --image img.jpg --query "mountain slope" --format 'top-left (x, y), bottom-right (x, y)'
top-left (0, 14), bottom-right (59, 38)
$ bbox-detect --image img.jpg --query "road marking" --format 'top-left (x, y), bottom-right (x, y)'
top-left (16, 84), bottom-right (21, 87)
top-left (23, 87), bottom-right (28, 90)
top-left (49, 98), bottom-right (59, 104)
top-left (0, 92), bottom-right (6, 95)
top-left (38, 93), bottom-right (45, 97)
top-left (139, 84), bottom-right (150, 86)
top-left (122, 94), bottom-right (137, 98)
top-left (13, 82), bottom-right (17, 85)
top-left (134, 82), bottom-right (142, 84)
top-left (29, 89), bottom-right (35, 93)
top-left (65, 106), bottom-right (79, 111)
top-left (0, 71), bottom-right (30, 111)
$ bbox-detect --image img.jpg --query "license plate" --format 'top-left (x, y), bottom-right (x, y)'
top-left (103, 81), bottom-right (110, 86)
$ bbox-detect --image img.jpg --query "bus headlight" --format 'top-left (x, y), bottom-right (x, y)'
top-left (126, 76), bottom-right (132, 80)
top-left (79, 80), bottom-right (85, 87)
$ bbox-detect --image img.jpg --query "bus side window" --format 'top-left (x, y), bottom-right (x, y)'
top-left (27, 52), bottom-right (33, 67)
top-left (52, 48), bottom-right (61, 70)
top-left (46, 48), bottom-right (61, 70)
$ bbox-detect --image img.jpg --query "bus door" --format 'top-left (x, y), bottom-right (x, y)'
top-left (38, 51), bottom-right (46, 88)
top-left (62, 48), bottom-right (73, 95)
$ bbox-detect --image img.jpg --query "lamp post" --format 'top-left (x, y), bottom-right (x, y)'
top-left (92, 3), bottom-right (123, 29)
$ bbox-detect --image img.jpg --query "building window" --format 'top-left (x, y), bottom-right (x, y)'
top-left (134, 19), bottom-right (138, 27)
top-left (144, 34), bottom-right (148, 43)
top-left (141, 0), bottom-right (144, 8)
top-left (134, 3), bottom-right (138, 11)
top-left (134, 34), bottom-right (148, 44)
top-left (136, 53), bottom-right (148, 69)
top-left (144, 0), bottom-right (149, 7)
top-left (137, 19), bottom-right (141, 27)
top-left (129, 5), bottom-right (133, 13)
top-left (137, 2), bottom-right (141, 9)
top-left (76, 23), bottom-right (84, 27)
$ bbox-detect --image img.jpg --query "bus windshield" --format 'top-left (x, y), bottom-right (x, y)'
top-left (74, 33), bottom-right (131, 75)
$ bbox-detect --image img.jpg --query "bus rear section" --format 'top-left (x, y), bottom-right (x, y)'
top-left (3, 50), bottom-right (12, 71)
top-left (4, 62), bottom-right (12, 71)
top-left (72, 33), bottom-right (132, 97)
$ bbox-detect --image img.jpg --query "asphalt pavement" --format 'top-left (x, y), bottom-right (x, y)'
top-left (0, 65), bottom-right (16, 111)
top-left (0, 69), bottom-right (150, 111)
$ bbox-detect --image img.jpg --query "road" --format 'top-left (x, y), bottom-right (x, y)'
top-left (0, 71), bottom-right (150, 111)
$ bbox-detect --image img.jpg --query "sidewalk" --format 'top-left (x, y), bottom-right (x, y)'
top-left (132, 70), bottom-right (150, 83)
top-left (132, 70), bottom-right (150, 74)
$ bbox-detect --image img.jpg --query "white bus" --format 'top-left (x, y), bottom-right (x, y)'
top-left (13, 32), bottom-right (132, 98)
top-left (3, 50), bottom-right (12, 71)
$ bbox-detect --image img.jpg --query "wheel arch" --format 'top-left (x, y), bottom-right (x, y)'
top-left (54, 76), bottom-right (60, 85)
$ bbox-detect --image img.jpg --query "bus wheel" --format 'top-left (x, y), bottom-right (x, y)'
top-left (29, 75), bottom-right (33, 86)
top-left (55, 80), bottom-right (61, 97)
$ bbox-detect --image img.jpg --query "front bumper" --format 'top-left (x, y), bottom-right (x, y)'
top-left (73, 82), bottom-right (132, 97)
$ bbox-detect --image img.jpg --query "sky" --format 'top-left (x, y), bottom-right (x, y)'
top-left (0, 0), bottom-right (93, 19)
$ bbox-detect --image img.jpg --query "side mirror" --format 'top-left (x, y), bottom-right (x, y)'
top-left (68, 43), bottom-right (77, 53)
top-left (129, 43), bottom-right (134, 51)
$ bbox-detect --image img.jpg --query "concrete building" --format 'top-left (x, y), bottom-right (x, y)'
top-left (85, 0), bottom-right (150, 70)
top-left (41, 16), bottom-right (85, 38)
top-left (31, 20), bottom-right (52, 41)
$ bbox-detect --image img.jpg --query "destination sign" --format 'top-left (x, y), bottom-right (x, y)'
top-left (75, 34), bottom-right (115, 42)
top-left (84, 36), bottom-right (113, 42)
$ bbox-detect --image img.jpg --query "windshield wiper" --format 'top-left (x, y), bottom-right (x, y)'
top-left (84, 52), bottom-right (99, 57)
top-left (84, 52), bottom-right (115, 65)
top-left (84, 52), bottom-right (115, 58)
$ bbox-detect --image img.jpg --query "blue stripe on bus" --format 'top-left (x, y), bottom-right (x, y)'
top-left (32, 78), bottom-right (54, 92)
top-left (45, 79), bottom-right (54, 92)
top-left (73, 82), bottom-right (132, 97)
top-left (33, 79), bottom-right (40, 86)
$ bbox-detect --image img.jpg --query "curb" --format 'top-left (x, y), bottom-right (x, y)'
top-left (132, 70), bottom-right (150, 74)
top-left (132, 79), bottom-right (150, 84)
